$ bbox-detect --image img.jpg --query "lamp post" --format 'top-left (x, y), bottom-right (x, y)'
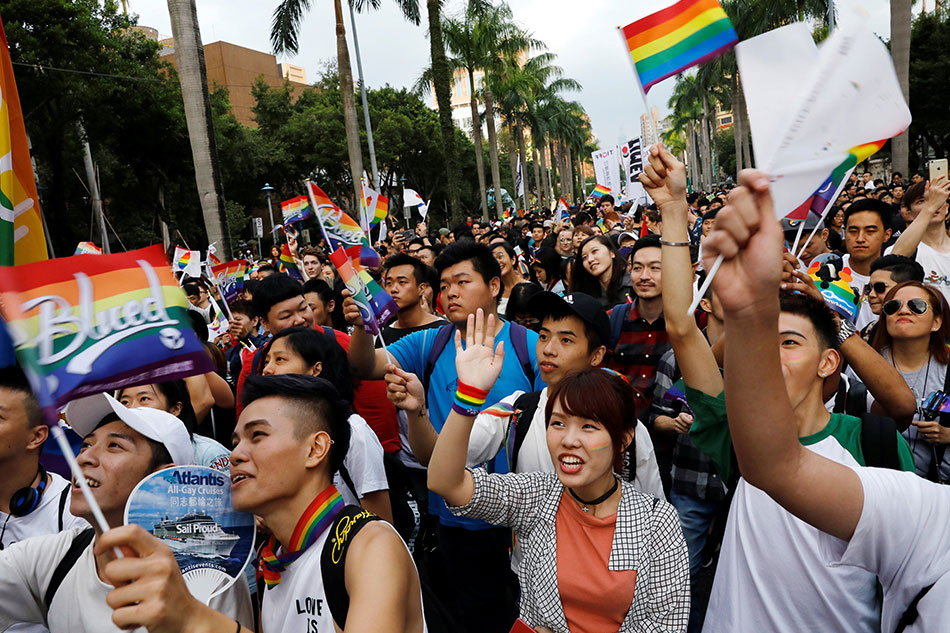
top-left (261, 183), bottom-right (276, 243)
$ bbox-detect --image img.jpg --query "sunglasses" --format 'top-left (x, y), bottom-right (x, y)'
top-left (863, 282), bottom-right (889, 295)
top-left (882, 298), bottom-right (929, 316)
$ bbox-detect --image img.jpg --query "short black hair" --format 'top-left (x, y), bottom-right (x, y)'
top-left (383, 252), bottom-right (428, 285)
top-left (490, 240), bottom-right (517, 261)
top-left (242, 374), bottom-right (351, 473)
top-left (183, 282), bottom-right (202, 297)
top-left (629, 234), bottom-right (662, 261)
top-left (600, 194), bottom-right (615, 206)
top-left (229, 299), bottom-right (255, 318)
top-left (504, 282), bottom-right (543, 321)
top-left (302, 278), bottom-right (334, 307)
top-left (901, 181), bottom-right (926, 210)
top-left (541, 308), bottom-right (605, 352)
top-left (434, 241), bottom-right (504, 301)
top-left (252, 274), bottom-right (305, 320)
top-left (259, 327), bottom-right (354, 401)
top-left (0, 365), bottom-right (42, 428)
top-left (869, 254), bottom-right (925, 283)
top-left (844, 198), bottom-right (892, 228)
top-left (242, 279), bottom-right (260, 298)
top-left (779, 292), bottom-right (840, 351)
top-left (257, 264), bottom-right (276, 275)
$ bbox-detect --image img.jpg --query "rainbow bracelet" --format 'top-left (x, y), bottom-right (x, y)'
top-left (452, 382), bottom-right (489, 417)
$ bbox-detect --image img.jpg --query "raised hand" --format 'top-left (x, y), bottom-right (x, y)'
top-left (454, 309), bottom-right (504, 393)
top-left (385, 364), bottom-right (425, 414)
top-left (638, 143), bottom-right (687, 211)
top-left (922, 178), bottom-right (950, 218)
top-left (340, 289), bottom-right (364, 327)
top-left (702, 170), bottom-right (784, 316)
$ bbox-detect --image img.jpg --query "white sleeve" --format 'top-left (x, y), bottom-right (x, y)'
top-left (633, 420), bottom-right (665, 498)
top-left (344, 414), bottom-right (389, 497)
top-left (820, 468), bottom-right (950, 596)
top-left (467, 392), bottom-right (523, 467)
top-left (0, 530), bottom-right (81, 631)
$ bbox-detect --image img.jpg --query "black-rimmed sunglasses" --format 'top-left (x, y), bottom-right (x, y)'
top-left (882, 298), bottom-right (929, 316)
top-left (863, 282), bottom-right (889, 296)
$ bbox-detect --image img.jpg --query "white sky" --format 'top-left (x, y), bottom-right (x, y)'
top-left (133, 0), bottom-right (899, 151)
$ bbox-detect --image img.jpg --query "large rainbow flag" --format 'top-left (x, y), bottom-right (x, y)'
top-left (211, 259), bottom-right (248, 302)
top-left (621, 0), bottom-right (738, 95)
top-left (0, 18), bottom-right (48, 265)
top-left (787, 139), bottom-right (887, 221)
top-left (0, 244), bottom-right (214, 411)
top-left (307, 181), bottom-right (381, 268)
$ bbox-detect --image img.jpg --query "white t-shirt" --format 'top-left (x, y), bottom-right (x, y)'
top-left (821, 467), bottom-right (950, 633)
top-left (468, 388), bottom-right (665, 498)
top-left (916, 241), bottom-right (950, 304)
top-left (192, 435), bottom-right (231, 473)
top-left (0, 473), bottom-right (89, 633)
top-left (0, 527), bottom-right (254, 633)
top-left (841, 251), bottom-right (895, 331)
top-left (335, 414), bottom-right (388, 507)
top-left (702, 434), bottom-right (881, 633)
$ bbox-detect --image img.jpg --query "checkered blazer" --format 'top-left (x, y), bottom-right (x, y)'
top-left (449, 468), bottom-right (690, 632)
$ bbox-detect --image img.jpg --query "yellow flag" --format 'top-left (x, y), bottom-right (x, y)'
top-left (0, 19), bottom-right (48, 266)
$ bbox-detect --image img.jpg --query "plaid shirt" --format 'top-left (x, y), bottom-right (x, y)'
top-left (450, 468), bottom-right (689, 632)
top-left (650, 347), bottom-right (727, 501)
top-left (606, 303), bottom-right (672, 418)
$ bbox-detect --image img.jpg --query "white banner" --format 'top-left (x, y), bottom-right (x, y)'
top-left (620, 137), bottom-right (644, 185)
top-left (591, 147), bottom-right (621, 193)
top-left (515, 154), bottom-right (525, 199)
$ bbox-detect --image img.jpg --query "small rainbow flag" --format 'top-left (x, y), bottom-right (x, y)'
top-left (211, 260), bottom-right (248, 302)
top-left (787, 139), bottom-right (887, 221)
top-left (0, 245), bottom-right (214, 411)
top-left (279, 244), bottom-right (302, 281)
top-left (308, 181), bottom-right (382, 269)
top-left (280, 195), bottom-right (311, 224)
top-left (621, 0), bottom-right (738, 95)
top-left (74, 242), bottom-right (103, 256)
top-left (328, 247), bottom-right (396, 335)
top-left (585, 184), bottom-right (611, 207)
top-left (361, 182), bottom-right (390, 228)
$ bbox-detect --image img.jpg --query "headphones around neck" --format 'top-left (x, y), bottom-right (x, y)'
top-left (10, 466), bottom-right (48, 517)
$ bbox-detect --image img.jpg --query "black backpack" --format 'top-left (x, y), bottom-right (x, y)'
top-left (831, 377), bottom-right (903, 471)
top-left (320, 506), bottom-right (457, 633)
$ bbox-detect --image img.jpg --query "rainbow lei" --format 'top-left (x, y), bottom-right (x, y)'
top-left (256, 485), bottom-right (344, 588)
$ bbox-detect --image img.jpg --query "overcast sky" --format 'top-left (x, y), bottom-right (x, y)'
top-left (133, 0), bottom-right (900, 151)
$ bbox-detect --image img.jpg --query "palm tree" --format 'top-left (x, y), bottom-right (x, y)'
top-left (890, 0), bottom-right (911, 176)
top-left (167, 0), bottom-right (231, 254)
top-left (271, 0), bottom-right (420, 211)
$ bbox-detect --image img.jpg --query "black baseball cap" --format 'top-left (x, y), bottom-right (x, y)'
top-left (527, 292), bottom-right (610, 346)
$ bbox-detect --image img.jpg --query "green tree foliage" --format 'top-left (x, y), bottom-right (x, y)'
top-left (909, 11), bottom-right (950, 167)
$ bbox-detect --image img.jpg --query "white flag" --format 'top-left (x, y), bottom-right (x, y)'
top-left (591, 147), bottom-right (621, 193)
top-left (404, 188), bottom-right (429, 220)
top-left (515, 154), bottom-right (525, 199)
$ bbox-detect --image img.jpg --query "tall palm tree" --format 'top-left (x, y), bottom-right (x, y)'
top-left (167, 0), bottom-right (231, 253)
top-left (271, 0), bottom-right (420, 211)
top-left (890, 0), bottom-right (911, 176)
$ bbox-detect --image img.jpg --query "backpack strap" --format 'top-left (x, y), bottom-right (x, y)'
top-left (507, 322), bottom-right (536, 388)
top-left (44, 527), bottom-right (95, 612)
top-left (422, 324), bottom-right (455, 392)
top-left (895, 582), bottom-right (935, 633)
top-left (846, 380), bottom-right (869, 417)
top-left (508, 390), bottom-right (544, 472)
top-left (320, 506), bottom-right (383, 630)
top-left (859, 412), bottom-right (902, 471)
top-left (608, 303), bottom-right (632, 350)
top-left (57, 485), bottom-right (70, 533)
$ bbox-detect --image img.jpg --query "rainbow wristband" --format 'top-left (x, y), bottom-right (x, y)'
top-left (452, 382), bottom-right (489, 417)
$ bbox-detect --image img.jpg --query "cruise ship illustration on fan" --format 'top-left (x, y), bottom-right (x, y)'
top-left (153, 512), bottom-right (240, 557)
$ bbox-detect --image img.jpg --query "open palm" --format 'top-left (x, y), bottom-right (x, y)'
top-left (454, 309), bottom-right (505, 392)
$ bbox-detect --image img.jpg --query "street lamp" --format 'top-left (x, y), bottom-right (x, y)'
top-left (261, 183), bottom-right (276, 241)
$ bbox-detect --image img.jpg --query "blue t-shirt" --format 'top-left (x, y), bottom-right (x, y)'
top-left (389, 319), bottom-right (542, 529)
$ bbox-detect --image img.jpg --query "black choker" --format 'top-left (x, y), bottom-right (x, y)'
top-left (568, 476), bottom-right (619, 512)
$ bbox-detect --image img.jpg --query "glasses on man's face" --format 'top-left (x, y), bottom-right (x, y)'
top-left (408, 248), bottom-right (423, 256)
top-left (882, 298), bottom-right (929, 316)
top-left (863, 282), bottom-right (889, 296)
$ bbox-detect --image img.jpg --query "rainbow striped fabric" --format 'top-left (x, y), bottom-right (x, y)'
top-left (329, 247), bottom-right (396, 335)
top-left (787, 139), bottom-right (887, 220)
top-left (0, 244), bottom-right (214, 411)
top-left (278, 244), bottom-right (302, 281)
top-left (308, 181), bottom-right (382, 269)
top-left (211, 260), bottom-right (248, 302)
top-left (280, 195), bottom-right (311, 224)
top-left (257, 485), bottom-right (344, 588)
top-left (0, 18), bottom-right (48, 266)
top-left (622, 0), bottom-right (738, 95)
top-left (586, 184), bottom-right (611, 206)
top-left (74, 242), bottom-right (103, 256)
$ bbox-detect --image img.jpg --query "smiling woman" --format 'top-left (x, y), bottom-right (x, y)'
top-left (427, 310), bottom-right (689, 631)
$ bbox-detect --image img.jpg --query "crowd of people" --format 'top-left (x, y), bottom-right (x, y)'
top-left (1, 143), bottom-right (949, 633)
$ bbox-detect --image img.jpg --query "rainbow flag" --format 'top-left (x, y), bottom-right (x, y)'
top-left (328, 247), bottom-right (396, 335)
top-left (308, 181), bottom-right (381, 268)
top-left (0, 19), bottom-right (48, 265)
top-left (74, 242), bottom-right (103, 256)
top-left (210, 259), bottom-right (248, 302)
top-left (585, 184), bottom-right (611, 207)
top-left (280, 195), bottom-right (311, 224)
top-left (172, 246), bottom-right (202, 278)
top-left (621, 0), bottom-right (738, 95)
top-left (361, 182), bottom-right (390, 229)
top-left (0, 244), bottom-right (214, 411)
top-left (279, 244), bottom-right (303, 281)
top-left (787, 139), bottom-right (887, 221)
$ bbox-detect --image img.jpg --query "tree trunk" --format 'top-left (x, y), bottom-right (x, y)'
top-left (701, 95), bottom-right (713, 189)
top-left (687, 123), bottom-right (698, 190)
top-left (466, 68), bottom-right (489, 219)
top-left (484, 90), bottom-right (504, 219)
top-left (167, 0), bottom-right (231, 254)
top-left (540, 140), bottom-right (551, 209)
top-left (565, 145), bottom-right (574, 202)
top-left (890, 0), bottom-right (911, 176)
top-left (332, 0), bottom-right (365, 213)
top-left (517, 126), bottom-right (529, 207)
top-left (507, 122), bottom-right (519, 194)
top-left (427, 0), bottom-right (462, 220)
top-left (577, 155), bottom-right (586, 198)
top-left (740, 91), bottom-right (753, 169)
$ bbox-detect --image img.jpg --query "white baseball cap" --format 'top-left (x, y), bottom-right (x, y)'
top-left (62, 393), bottom-right (194, 466)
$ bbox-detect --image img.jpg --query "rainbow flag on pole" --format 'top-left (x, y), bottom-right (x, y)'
top-left (0, 18), bottom-right (48, 265)
top-left (278, 243), bottom-right (302, 281)
top-left (621, 0), bottom-right (738, 95)
top-left (585, 184), bottom-right (611, 207)
top-left (307, 181), bottom-right (381, 268)
top-left (74, 242), bottom-right (103, 256)
top-left (0, 244), bottom-right (214, 411)
top-left (787, 139), bottom-right (887, 221)
top-left (328, 247), bottom-right (396, 335)
top-left (280, 195), bottom-right (311, 224)
top-left (211, 259), bottom-right (248, 302)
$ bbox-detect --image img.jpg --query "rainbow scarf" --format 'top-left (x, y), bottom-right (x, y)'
top-left (256, 485), bottom-right (344, 589)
